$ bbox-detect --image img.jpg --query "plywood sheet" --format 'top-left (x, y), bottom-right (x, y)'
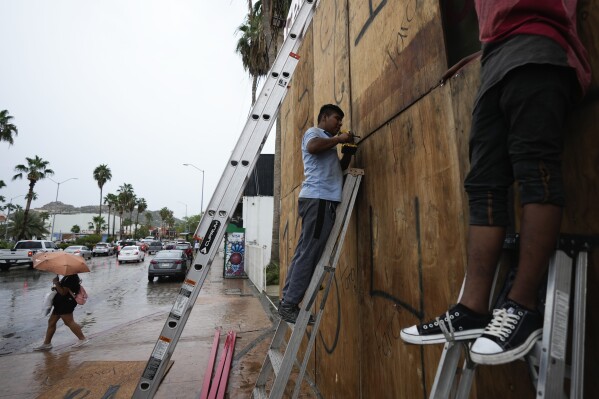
top-left (348, 0), bottom-right (447, 138)
top-left (355, 88), bottom-right (467, 398)
top-left (312, 0), bottom-right (351, 123)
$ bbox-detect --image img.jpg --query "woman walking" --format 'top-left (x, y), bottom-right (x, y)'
top-left (34, 274), bottom-right (89, 351)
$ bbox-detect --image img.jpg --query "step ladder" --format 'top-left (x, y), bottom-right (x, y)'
top-left (429, 234), bottom-right (591, 399)
top-left (132, 1), bottom-right (320, 398)
top-left (252, 168), bottom-right (363, 399)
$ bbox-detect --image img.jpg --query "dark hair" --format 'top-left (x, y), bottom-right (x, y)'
top-left (318, 104), bottom-right (344, 122)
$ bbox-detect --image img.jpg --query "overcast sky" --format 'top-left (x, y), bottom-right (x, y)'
top-left (1, 0), bottom-right (275, 219)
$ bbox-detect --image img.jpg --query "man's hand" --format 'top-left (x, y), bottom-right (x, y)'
top-left (336, 131), bottom-right (353, 144)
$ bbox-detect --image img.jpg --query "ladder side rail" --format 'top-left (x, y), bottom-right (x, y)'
top-left (323, 172), bottom-right (363, 278)
top-left (570, 250), bottom-right (587, 399)
top-left (430, 343), bottom-right (463, 399)
top-left (454, 357), bottom-right (476, 399)
top-left (193, 55), bottom-right (299, 241)
top-left (192, 0), bottom-right (317, 241)
top-left (254, 320), bottom-right (288, 392)
top-left (134, 2), bottom-right (319, 397)
top-left (537, 250), bottom-right (572, 399)
top-left (292, 270), bottom-right (336, 399)
top-left (268, 173), bottom-right (362, 399)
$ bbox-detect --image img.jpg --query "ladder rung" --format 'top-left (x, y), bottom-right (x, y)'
top-left (252, 386), bottom-right (268, 399)
top-left (269, 349), bottom-right (285, 376)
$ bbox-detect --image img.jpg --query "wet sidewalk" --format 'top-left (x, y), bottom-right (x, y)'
top-left (0, 254), bottom-right (284, 399)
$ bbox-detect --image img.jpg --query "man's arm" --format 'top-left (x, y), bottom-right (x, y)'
top-left (307, 131), bottom-right (352, 154)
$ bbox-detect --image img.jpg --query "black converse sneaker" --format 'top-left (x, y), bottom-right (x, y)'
top-left (470, 300), bottom-right (543, 365)
top-left (400, 303), bottom-right (491, 344)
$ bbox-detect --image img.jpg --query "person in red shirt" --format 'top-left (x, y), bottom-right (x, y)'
top-left (401, 1), bottom-right (590, 365)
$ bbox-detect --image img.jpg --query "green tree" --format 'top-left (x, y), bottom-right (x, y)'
top-left (0, 110), bottom-right (18, 145)
top-left (117, 184), bottom-right (134, 238)
top-left (92, 216), bottom-right (106, 233)
top-left (7, 210), bottom-right (48, 240)
top-left (93, 164), bottom-right (112, 233)
top-left (235, 0), bottom-right (270, 104)
top-left (0, 180), bottom-right (6, 204)
top-left (134, 198), bottom-right (147, 238)
top-left (12, 156), bottom-right (54, 240)
top-left (144, 211), bottom-right (153, 228)
top-left (71, 225), bottom-right (80, 234)
top-left (159, 207), bottom-right (170, 239)
top-left (104, 193), bottom-right (118, 239)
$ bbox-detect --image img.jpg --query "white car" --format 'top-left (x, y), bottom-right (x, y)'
top-left (117, 245), bottom-right (145, 264)
top-left (64, 245), bottom-right (93, 260)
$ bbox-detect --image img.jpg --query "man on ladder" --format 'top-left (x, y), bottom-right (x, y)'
top-left (278, 103), bottom-right (354, 324)
top-left (400, 1), bottom-right (590, 365)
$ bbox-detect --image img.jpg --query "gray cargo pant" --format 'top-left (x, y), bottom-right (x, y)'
top-left (282, 198), bottom-right (337, 305)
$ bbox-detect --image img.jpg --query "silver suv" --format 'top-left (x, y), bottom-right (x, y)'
top-left (92, 243), bottom-right (114, 256)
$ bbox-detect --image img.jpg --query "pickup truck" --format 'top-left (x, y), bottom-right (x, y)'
top-left (0, 240), bottom-right (59, 271)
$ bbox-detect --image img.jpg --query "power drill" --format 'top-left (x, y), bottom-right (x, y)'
top-left (338, 130), bottom-right (359, 155)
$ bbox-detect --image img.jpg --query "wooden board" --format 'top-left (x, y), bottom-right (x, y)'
top-left (355, 87), bottom-right (468, 398)
top-left (348, 0), bottom-right (447, 138)
top-left (277, 1), bottom-right (599, 397)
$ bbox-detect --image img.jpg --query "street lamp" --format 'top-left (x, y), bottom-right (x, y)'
top-left (178, 201), bottom-right (188, 234)
top-left (4, 194), bottom-right (25, 241)
top-left (49, 177), bottom-right (78, 241)
top-left (182, 163), bottom-right (205, 214)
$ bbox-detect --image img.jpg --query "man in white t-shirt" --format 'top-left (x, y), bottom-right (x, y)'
top-left (279, 104), bottom-right (354, 324)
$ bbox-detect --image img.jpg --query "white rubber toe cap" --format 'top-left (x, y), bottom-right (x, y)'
top-left (471, 337), bottom-right (502, 355)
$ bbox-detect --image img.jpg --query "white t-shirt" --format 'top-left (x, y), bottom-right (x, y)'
top-left (298, 127), bottom-right (343, 202)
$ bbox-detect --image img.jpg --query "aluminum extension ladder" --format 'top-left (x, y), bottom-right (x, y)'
top-left (132, 1), bottom-right (320, 397)
top-left (430, 234), bottom-right (590, 399)
top-left (252, 168), bottom-right (363, 399)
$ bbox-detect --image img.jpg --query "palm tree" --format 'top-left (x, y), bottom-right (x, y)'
top-left (92, 216), bottom-right (106, 234)
top-left (12, 156), bottom-right (54, 240)
top-left (104, 193), bottom-right (118, 240)
top-left (8, 210), bottom-right (48, 240)
top-left (134, 198), bottom-right (147, 238)
top-left (0, 180), bottom-right (6, 204)
top-left (237, 1), bottom-right (289, 268)
top-left (235, 0), bottom-right (270, 104)
top-left (0, 110), bottom-right (18, 145)
top-left (117, 184), bottom-right (134, 238)
top-left (144, 211), bottom-right (153, 228)
top-left (159, 207), bottom-right (170, 239)
top-left (93, 164), bottom-right (112, 233)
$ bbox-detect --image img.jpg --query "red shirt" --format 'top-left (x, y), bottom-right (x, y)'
top-left (475, 0), bottom-right (591, 94)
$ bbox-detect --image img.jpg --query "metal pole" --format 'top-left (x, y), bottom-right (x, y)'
top-left (48, 177), bottom-right (78, 241)
top-left (183, 163), bottom-right (205, 214)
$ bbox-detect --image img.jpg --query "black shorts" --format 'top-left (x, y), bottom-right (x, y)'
top-left (464, 64), bottom-right (575, 226)
top-left (52, 294), bottom-right (77, 315)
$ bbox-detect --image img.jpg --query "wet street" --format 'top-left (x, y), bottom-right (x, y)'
top-left (0, 253), bottom-right (181, 356)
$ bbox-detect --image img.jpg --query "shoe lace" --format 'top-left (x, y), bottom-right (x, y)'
top-left (483, 308), bottom-right (520, 340)
top-left (435, 310), bottom-right (456, 342)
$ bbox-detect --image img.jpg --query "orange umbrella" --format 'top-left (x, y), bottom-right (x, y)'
top-left (33, 252), bottom-right (90, 275)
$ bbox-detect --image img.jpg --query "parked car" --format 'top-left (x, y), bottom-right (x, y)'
top-left (64, 245), bottom-right (93, 260)
top-left (146, 241), bottom-right (163, 255)
top-left (92, 242), bottom-right (114, 256)
top-left (175, 242), bottom-right (193, 260)
top-left (0, 240), bottom-right (58, 271)
top-left (117, 245), bottom-right (145, 263)
top-left (148, 250), bottom-right (189, 282)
